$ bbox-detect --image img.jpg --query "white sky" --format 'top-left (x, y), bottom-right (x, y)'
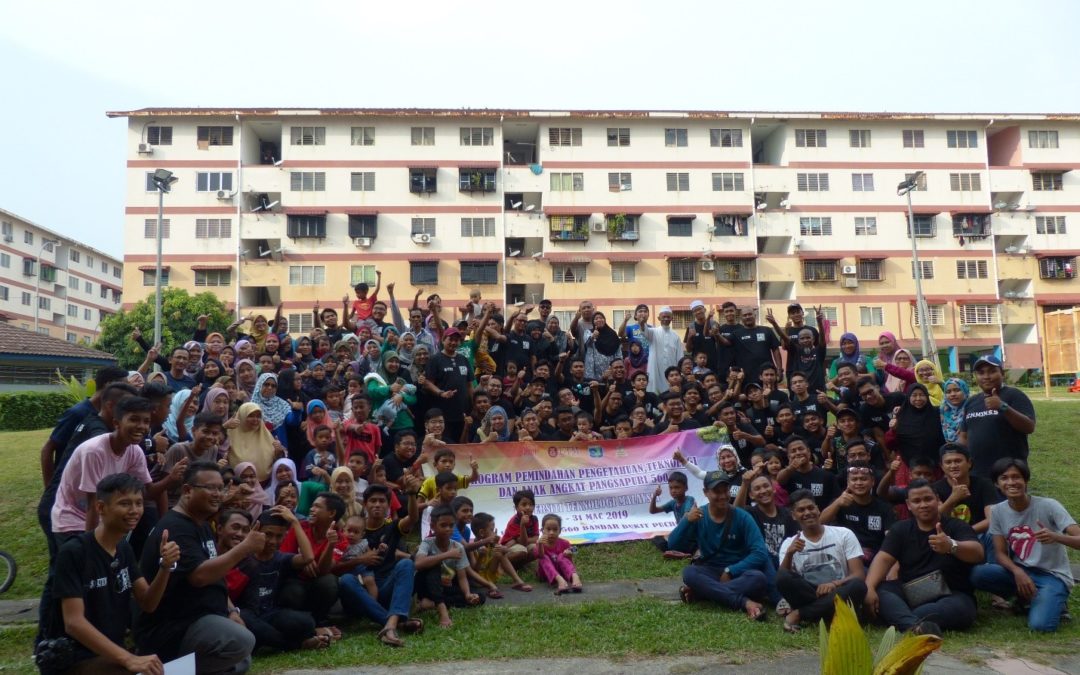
top-left (0, 0), bottom-right (1077, 257)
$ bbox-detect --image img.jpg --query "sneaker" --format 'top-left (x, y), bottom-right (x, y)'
top-left (911, 620), bottom-right (941, 637)
top-left (776, 598), bottom-right (792, 616)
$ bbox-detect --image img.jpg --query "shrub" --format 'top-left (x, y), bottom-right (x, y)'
top-left (0, 392), bottom-right (76, 431)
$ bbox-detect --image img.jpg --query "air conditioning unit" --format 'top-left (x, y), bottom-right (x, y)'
top-left (353, 237), bottom-right (373, 248)
top-left (843, 277), bottom-right (859, 288)
top-left (700, 260), bottom-right (715, 271)
top-left (959, 324), bottom-right (972, 333)
top-left (705, 224), bottom-right (716, 234)
top-left (412, 233), bottom-right (432, 244)
top-left (137, 143), bottom-right (153, 155)
top-left (591, 221), bottom-right (607, 233)
top-left (841, 265), bottom-right (858, 275)
top-left (215, 190), bottom-right (231, 200)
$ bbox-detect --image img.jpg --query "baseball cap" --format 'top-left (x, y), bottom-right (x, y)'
top-left (690, 300), bottom-right (705, 311)
top-left (744, 381), bottom-right (763, 391)
top-left (973, 354), bottom-right (1003, 369)
top-left (539, 298), bottom-right (552, 306)
top-left (703, 471), bottom-right (732, 491)
top-left (443, 327), bottom-right (462, 339)
top-left (787, 303), bottom-right (804, 313)
top-left (835, 407), bottom-right (859, 421)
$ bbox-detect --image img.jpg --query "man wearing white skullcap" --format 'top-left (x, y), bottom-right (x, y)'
top-left (640, 306), bottom-right (684, 395)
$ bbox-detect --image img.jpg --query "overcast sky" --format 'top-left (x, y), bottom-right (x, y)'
top-left (1, 0), bottom-right (1077, 258)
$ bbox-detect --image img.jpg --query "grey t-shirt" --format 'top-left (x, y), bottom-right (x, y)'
top-left (989, 496), bottom-right (1076, 588)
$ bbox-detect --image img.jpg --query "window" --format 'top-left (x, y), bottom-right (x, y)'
top-left (553, 311), bottom-right (575, 329)
top-left (351, 126), bottom-right (375, 146)
top-left (606, 214), bottom-right (639, 240)
top-left (409, 168), bottom-right (437, 193)
top-left (460, 127), bottom-right (493, 146)
top-left (195, 269), bottom-right (231, 287)
top-left (288, 265), bottom-right (325, 285)
top-left (715, 259), bottom-right (754, 282)
top-left (348, 215), bottom-right (377, 239)
top-left (911, 260), bottom-right (935, 279)
top-left (902, 129), bottom-right (925, 148)
top-left (857, 259), bottom-right (883, 281)
top-left (410, 261), bottom-right (438, 285)
top-left (411, 218), bottom-right (436, 236)
top-left (66, 332), bottom-right (77, 342)
top-left (952, 214), bottom-right (990, 237)
top-left (68, 274), bottom-right (79, 289)
top-left (24, 230), bottom-right (33, 245)
top-left (803, 261), bottom-right (837, 282)
top-left (67, 304), bottom-right (78, 318)
top-left (1040, 257), bottom-right (1076, 279)
top-left (849, 129), bottom-right (871, 148)
top-left (0, 221), bottom-right (10, 237)
top-left (287, 215), bottom-right (326, 239)
top-left (22, 257), bottom-right (35, 276)
top-left (713, 215), bottom-right (748, 236)
top-left (84, 280), bottom-right (92, 293)
top-left (0, 287), bottom-right (6, 301)
top-left (607, 128), bottom-right (630, 146)
top-left (903, 172), bottom-right (927, 191)
top-left (664, 128), bottom-right (688, 147)
top-left (85, 255), bottom-right (93, 269)
top-left (146, 126), bottom-right (172, 145)
top-left (608, 172), bottom-right (632, 191)
top-left (669, 310), bottom-right (695, 330)
top-left (83, 308), bottom-right (92, 321)
top-left (854, 217), bottom-right (877, 236)
top-left (851, 173), bottom-right (874, 191)
top-left (42, 265), bottom-right (57, 283)
top-left (20, 291), bottom-right (30, 305)
top-left (196, 126), bottom-right (233, 146)
top-left (100, 286), bottom-right (108, 299)
top-left (550, 172), bottom-right (584, 191)
top-left (960, 304), bottom-right (998, 325)
top-left (711, 172), bottom-right (745, 191)
top-left (458, 168), bottom-right (496, 192)
top-left (411, 127), bottom-right (435, 145)
top-left (38, 296), bottom-right (50, 311)
top-left (799, 217), bottom-right (832, 236)
top-left (195, 218), bottom-right (231, 238)
top-left (796, 173), bottom-right (829, 191)
top-left (908, 215), bottom-right (936, 237)
top-left (101, 261), bottom-right (108, 273)
top-left (460, 217), bottom-right (495, 237)
top-left (548, 128), bottom-right (582, 146)
top-left (668, 259), bottom-right (697, 284)
top-left (350, 265), bottom-right (377, 286)
top-left (112, 290), bottom-right (121, 303)
top-left (956, 260), bottom-right (988, 279)
top-left (549, 215), bottom-right (589, 240)
top-left (289, 172), bottom-right (326, 191)
top-left (949, 173), bottom-right (982, 191)
top-left (1036, 216), bottom-right (1067, 234)
top-left (0, 253), bottom-right (8, 268)
top-left (1028, 130), bottom-right (1059, 149)
top-left (913, 305), bottom-right (946, 327)
top-left (460, 262), bottom-right (498, 285)
top-left (666, 173), bottom-right (690, 192)
top-left (290, 126), bottom-right (325, 145)
top-left (553, 264), bottom-right (587, 283)
top-left (69, 249), bottom-right (79, 263)
top-left (795, 129), bottom-right (827, 147)
top-left (667, 217), bottom-right (693, 237)
top-left (710, 128), bottom-right (743, 147)
top-left (946, 130), bottom-right (978, 148)
top-left (144, 218), bottom-right (170, 238)
top-left (859, 306), bottom-right (884, 326)
top-left (350, 172), bottom-right (376, 191)
top-left (611, 262), bottom-right (636, 283)
top-left (287, 313), bottom-right (315, 334)
top-left (197, 172), bottom-right (234, 193)
top-left (1032, 172), bottom-right (1064, 191)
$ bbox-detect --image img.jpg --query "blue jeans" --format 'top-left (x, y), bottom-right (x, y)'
top-left (971, 563), bottom-right (1071, 632)
top-left (339, 559), bottom-right (414, 625)
top-left (682, 565), bottom-right (768, 610)
top-left (876, 581), bottom-right (977, 632)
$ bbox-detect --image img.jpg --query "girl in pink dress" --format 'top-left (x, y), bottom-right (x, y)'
top-left (534, 514), bottom-right (583, 594)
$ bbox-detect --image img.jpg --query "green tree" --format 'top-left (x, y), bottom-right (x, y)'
top-left (94, 288), bottom-right (233, 370)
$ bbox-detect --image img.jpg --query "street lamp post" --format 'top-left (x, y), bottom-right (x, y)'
top-left (898, 171), bottom-right (932, 360)
top-left (150, 169), bottom-right (178, 346)
top-left (33, 238), bottom-right (61, 333)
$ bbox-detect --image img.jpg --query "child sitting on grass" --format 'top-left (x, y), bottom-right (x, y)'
top-left (449, 497), bottom-right (504, 599)
top-left (339, 514), bottom-right (379, 599)
top-left (649, 471), bottom-right (696, 559)
top-left (417, 448), bottom-right (480, 502)
top-left (414, 506), bottom-right (484, 628)
top-left (471, 511), bottom-right (532, 593)
top-left (535, 514), bottom-right (582, 594)
top-left (420, 471), bottom-right (461, 537)
top-left (499, 489), bottom-right (539, 591)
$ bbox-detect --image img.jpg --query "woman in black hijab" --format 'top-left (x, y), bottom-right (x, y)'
top-left (890, 383), bottom-right (945, 468)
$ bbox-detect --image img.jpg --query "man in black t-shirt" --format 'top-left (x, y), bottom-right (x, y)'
top-left (856, 378), bottom-right (906, 447)
top-left (136, 462), bottom-right (259, 672)
top-left (958, 355), bottom-right (1036, 478)
top-left (39, 473), bottom-right (178, 675)
top-left (864, 480), bottom-right (984, 633)
top-left (932, 443), bottom-right (1000, 536)
top-left (732, 308), bottom-right (781, 382)
top-left (820, 460), bottom-right (895, 559)
top-left (425, 328), bottom-right (474, 442)
top-left (715, 302), bottom-right (741, 379)
top-left (778, 436), bottom-right (839, 511)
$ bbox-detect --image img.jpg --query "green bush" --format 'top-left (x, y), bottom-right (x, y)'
top-left (0, 392), bottom-right (76, 431)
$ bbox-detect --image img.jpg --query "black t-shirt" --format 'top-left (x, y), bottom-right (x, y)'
top-left (136, 510), bottom-right (226, 660)
top-left (745, 404), bottom-right (775, 437)
top-left (783, 467), bottom-right (840, 511)
top-left (960, 387), bottom-right (1036, 478)
top-left (688, 321), bottom-right (721, 373)
top-left (426, 351), bottom-right (472, 416)
top-left (237, 552), bottom-right (294, 616)
top-left (725, 421), bottom-right (762, 466)
top-left (879, 517), bottom-right (978, 594)
top-left (732, 326), bottom-right (780, 380)
top-left (539, 427), bottom-right (573, 442)
top-left (834, 498), bottom-right (896, 553)
top-left (790, 394), bottom-right (823, 421)
top-left (652, 417), bottom-right (703, 435)
top-left (504, 330), bottom-right (532, 371)
top-left (745, 504), bottom-right (798, 561)
top-left (789, 344), bottom-right (827, 393)
top-left (716, 323), bottom-right (740, 378)
top-left (363, 518), bottom-right (408, 581)
top-left (624, 389), bottom-right (661, 419)
top-left (859, 392), bottom-right (907, 434)
top-left (931, 476), bottom-right (1001, 527)
top-left (48, 532), bottom-right (142, 647)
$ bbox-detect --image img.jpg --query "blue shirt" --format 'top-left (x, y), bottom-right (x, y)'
top-left (49, 398), bottom-right (95, 447)
top-left (667, 505), bottom-right (770, 575)
top-left (660, 496), bottom-right (697, 522)
top-left (451, 523), bottom-right (472, 544)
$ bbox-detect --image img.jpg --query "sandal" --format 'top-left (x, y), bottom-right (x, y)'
top-left (402, 618), bottom-right (424, 634)
top-left (679, 585), bottom-right (694, 604)
top-left (487, 589), bottom-right (504, 599)
top-left (511, 582), bottom-right (533, 592)
top-left (571, 584), bottom-right (583, 593)
top-left (782, 620), bottom-right (802, 634)
top-left (377, 627), bottom-right (403, 647)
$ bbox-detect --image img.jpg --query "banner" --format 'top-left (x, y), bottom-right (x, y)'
top-left (447, 428), bottom-right (729, 545)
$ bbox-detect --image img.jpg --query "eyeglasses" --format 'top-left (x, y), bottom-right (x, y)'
top-left (847, 467), bottom-right (873, 475)
top-left (191, 484), bottom-right (228, 493)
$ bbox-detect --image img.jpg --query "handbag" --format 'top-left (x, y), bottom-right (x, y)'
top-left (902, 570), bottom-right (952, 607)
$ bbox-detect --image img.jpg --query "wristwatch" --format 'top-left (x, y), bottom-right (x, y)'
top-left (723, 567), bottom-right (732, 576)
top-left (228, 606), bottom-right (240, 616)
top-left (999, 402), bottom-right (1011, 413)
top-left (949, 538), bottom-right (959, 556)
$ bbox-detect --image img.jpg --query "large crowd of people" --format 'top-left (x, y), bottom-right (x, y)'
top-left (30, 278), bottom-right (1079, 674)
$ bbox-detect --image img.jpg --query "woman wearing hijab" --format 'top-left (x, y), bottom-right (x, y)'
top-left (267, 457), bottom-right (302, 505)
top-left (828, 332), bottom-right (877, 380)
top-left (227, 403), bottom-right (282, 482)
top-left (887, 383), bottom-right (945, 471)
top-left (127, 371), bottom-right (145, 388)
top-left (873, 348), bottom-right (914, 394)
top-left (877, 331), bottom-right (900, 365)
top-left (913, 359), bottom-right (946, 407)
top-left (940, 377), bottom-right (970, 443)
top-left (477, 405), bottom-right (514, 443)
top-left (162, 388), bottom-right (198, 443)
top-left (366, 351), bottom-right (416, 433)
top-left (397, 331), bottom-right (417, 368)
top-left (582, 311), bottom-right (623, 381)
top-left (235, 358), bottom-right (258, 399)
top-left (625, 340), bottom-right (648, 380)
top-left (329, 466), bottom-right (364, 519)
top-left (146, 371), bottom-right (168, 387)
top-left (230, 461), bottom-right (271, 519)
top-left (252, 372), bottom-right (300, 454)
top-left (546, 315), bottom-right (569, 356)
top-left (183, 340), bottom-right (205, 376)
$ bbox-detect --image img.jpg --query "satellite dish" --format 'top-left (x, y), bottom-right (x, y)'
top-left (524, 204), bottom-right (536, 212)
top-left (508, 249), bottom-right (522, 257)
top-left (510, 201), bottom-right (523, 209)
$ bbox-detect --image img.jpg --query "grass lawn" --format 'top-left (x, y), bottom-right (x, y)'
top-left (1, 401), bottom-right (1079, 673)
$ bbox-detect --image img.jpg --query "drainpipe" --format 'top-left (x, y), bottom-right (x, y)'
top-left (235, 113), bottom-right (243, 319)
top-left (984, 118), bottom-right (1008, 366)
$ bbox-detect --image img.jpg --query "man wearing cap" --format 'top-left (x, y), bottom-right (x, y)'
top-left (537, 299), bottom-right (553, 324)
top-left (669, 470), bottom-right (771, 620)
top-left (640, 307), bottom-right (684, 396)
top-left (958, 355), bottom-right (1035, 478)
top-left (685, 300), bottom-right (721, 373)
top-left (424, 328), bottom-right (473, 443)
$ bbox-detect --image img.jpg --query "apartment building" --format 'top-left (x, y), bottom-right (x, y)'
top-left (0, 207), bottom-right (123, 344)
top-left (106, 109), bottom-right (1080, 371)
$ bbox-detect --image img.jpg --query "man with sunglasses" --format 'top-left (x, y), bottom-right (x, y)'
top-left (820, 458), bottom-right (895, 563)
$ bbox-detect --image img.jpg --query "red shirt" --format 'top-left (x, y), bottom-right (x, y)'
top-left (351, 294), bottom-right (378, 322)
top-left (280, 520), bottom-right (347, 578)
top-left (499, 512), bottom-right (539, 545)
top-left (345, 421), bottom-right (382, 464)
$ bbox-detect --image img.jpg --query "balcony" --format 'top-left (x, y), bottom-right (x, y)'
top-left (952, 213), bottom-right (991, 240)
top-left (458, 168), bottom-right (496, 193)
top-left (409, 168), bottom-right (438, 194)
top-left (548, 215), bottom-right (590, 243)
top-left (1038, 255), bottom-right (1078, 280)
top-left (711, 214), bottom-right (749, 236)
top-left (605, 214), bottom-right (640, 243)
